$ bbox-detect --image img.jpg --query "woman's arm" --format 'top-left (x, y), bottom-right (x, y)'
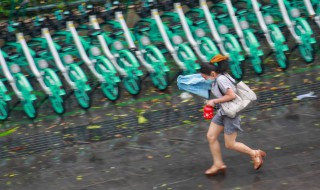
top-left (206, 88), bottom-right (236, 106)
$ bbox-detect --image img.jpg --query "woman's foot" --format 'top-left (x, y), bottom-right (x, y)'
top-left (251, 149), bottom-right (266, 170)
top-left (205, 165), bottom-right (227, 176)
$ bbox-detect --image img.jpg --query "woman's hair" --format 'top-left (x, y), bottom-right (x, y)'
top-left (199, 54), bottom-right (229, 75)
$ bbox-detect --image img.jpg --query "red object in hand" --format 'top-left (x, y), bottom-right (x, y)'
top-left (203, 105), bottom-right (214, 120)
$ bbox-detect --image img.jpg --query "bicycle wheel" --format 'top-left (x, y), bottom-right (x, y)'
top-left (123, 77), bottom-right (141, 95)
top-left (95, 60), bottom-right (121, 101)
top-left (0, 100), bottom-right (9, 120)
top-left (298, 43), bottom-right (315, 63)
top-left (295, 20), bottom-right (315, 63)
top-left (49, 95), bottom-right (65, 114)
top-left (275, 49), bottom-right (289, 69)
top-left (43, 70), bottom-right (65, 114)
top-left (150, 72), bottom-right (169, 91)
top-left (224, 40), bottom-right (243, 79)
top-left (244, 31), bottom-right (263, 74)
top-left (101, 82), bottom-right (121, 101)
top-left (74, 89), bottom-right (91, 109)
top-left (23, 100), bottom-right (37, 119)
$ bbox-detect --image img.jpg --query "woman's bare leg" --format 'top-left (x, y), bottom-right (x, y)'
top-left (224, 132), bottom-right (255, 156)
top-left (224, 132), bottom-right (266, 169)
top-left (206, 122), bottom-right (225, 167)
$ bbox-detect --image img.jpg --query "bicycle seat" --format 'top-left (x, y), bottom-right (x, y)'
top-left (100, 10), bottom-right (114, 20)
top-left (185, 0), bottom-right (198, 8)
top-left (216, 13), bottom-right (229, 20)
top-left (7, 52), bottom-right (20, 59)
top-left (88, 29), bottom-right (103, 36)
top-left (169, 22), bottom-right (182, 30)
top-left (136, 8), bottom-right (152, 18)
top-left (236, 9), bottom-right (248, 16)
top-left (61, 44), bottom-right (73, 52)
top-left (261, 5), bottom-right (273, 12)
top-left (36, 50), bottom-right (47, 57)
top-left (5, 33), bottom-right (16, 42)
top-left (156, 43), bottom-right (166, 50)
top-left (32, 46), bottom-right (44, 52)
top-left (111, 28), bottom-right (123, 36)
top-left (30, 29), bottom-right (42, 38)
top-left (137, 25), bottom-right (151, 32)
top-left (191, 17), bottom-right (206, 24)
top-left (129, 47), bottom-right (137, 52)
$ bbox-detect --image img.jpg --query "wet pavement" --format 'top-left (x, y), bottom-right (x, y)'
top-left (0, 98), bottom-right (319, 190)
top-left (0, 10), bottom-right (319, 190)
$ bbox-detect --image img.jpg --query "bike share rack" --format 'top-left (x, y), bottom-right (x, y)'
top-left (17, 33), bottom-right (66, 114)
top-left (0, 50), bottom-right (13, 120)
top-left (173, 2), bottom-right (220, 62)
top-left (213, 0), bottom-right (264, 74)
top-left (274, 0), bottom-right (316, 63)
top-left (291, 0), bottom-right (320, 28)
top-left (42, 28), bottom-right (92, 108)
top-left (89, 16), bottom-right (143, 95)
top-left (0, 47), bottom-right (37, 119)
top-left (66, 21), bottom-right (125, 99)
top-left (199, 0), bottom-right (244, 79)
top-left (151, 8), bottom-right (200, 75)
top-left (236, 0), bottom-right (289, 69)
top-left (114, 11), bottom-right (171, 91)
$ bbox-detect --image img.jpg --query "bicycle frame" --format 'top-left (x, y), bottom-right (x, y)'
top-left (115, 12), bottom-right (155, 73)
top-left (274, 0), bottom-right (316, 63)
top-left (114, 12), bottom-right (170, 91)
top-left (220, 0), bottom-right (264, 74)
top-left (199, 0), bottom-right (244, 79)
top-left (173, 2), bottom-right (220, 62)
top-left (50, 29), bottom-right (92, 109)
top-left (66, 21), bottom-right (126, 99)
top-left (89, 17), bottom-right (143, 95)
top-left (151, 9), bottom-right (200, 75)
top-left (0, 48), bottom-right (37, 119)
top-left (238, 0), bottom-right (289, 69)
top-left (290, 0), bottom-right (320, 28)
top-left (0, 52), bottom-right (11, 120)
top-left (17, 33), bottom-right (66, 114)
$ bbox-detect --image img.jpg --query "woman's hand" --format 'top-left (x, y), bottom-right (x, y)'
top-left (206, 99), bottom-right (217, 107)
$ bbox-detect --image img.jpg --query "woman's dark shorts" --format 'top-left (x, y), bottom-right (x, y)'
top-left (211, 111), bottom-right (243, 135)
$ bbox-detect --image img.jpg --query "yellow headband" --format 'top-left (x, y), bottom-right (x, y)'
top-left (209, 54), bottom-right (229, 64)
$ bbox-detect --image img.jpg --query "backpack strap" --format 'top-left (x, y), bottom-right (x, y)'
top-left (217, 83), bottom-right (224, 96)
top-left (216, 76), bottom-right (224, 96)
top-left (216, 73), bottom-right (236, 96)
top-left (223, 73), bottom-right (237, 85)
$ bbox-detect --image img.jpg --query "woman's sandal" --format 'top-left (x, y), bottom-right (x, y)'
top-left (251, 149), bottom-right (267, 170)
top-left (205, 165), bottom-right (227, 176)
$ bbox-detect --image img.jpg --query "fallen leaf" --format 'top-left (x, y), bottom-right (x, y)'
top-left (138, 115), bottom-right (148, 124)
